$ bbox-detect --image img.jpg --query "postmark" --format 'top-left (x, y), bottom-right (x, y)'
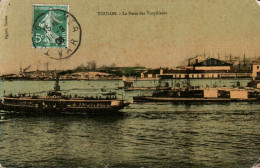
top-left (32, 4), bottom-right (81, 60)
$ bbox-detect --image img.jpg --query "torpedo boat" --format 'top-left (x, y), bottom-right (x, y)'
top-left (133, 87), bottom-right (260, 103)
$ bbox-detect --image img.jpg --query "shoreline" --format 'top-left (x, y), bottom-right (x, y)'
top-left (0, 77), bottom-right (252, 81)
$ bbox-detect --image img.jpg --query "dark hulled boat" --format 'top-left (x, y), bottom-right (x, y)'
top-left (0, 74), bottom-right (130, 114)
top-left (1, 94), bottom-right (127, 114)
top-left (133, 87), bottom-right (260, 103)
top-left (134, 75), bottom-right (260, 103)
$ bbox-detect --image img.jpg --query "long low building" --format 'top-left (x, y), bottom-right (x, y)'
top-left (141, 58), bottom-right (252, 79)
top-left (142, 69), bottom-right (251, 80)
top-left (160, 70), bottom-right (251, 79)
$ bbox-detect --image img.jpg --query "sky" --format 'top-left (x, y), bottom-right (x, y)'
top-left (0, 0), bottom-right (260, 74)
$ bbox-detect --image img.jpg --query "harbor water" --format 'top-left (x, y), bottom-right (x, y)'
top-left (0, 79), bottom-right (259, 167)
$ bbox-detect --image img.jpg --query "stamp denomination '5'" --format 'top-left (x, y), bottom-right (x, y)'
top-left (33, 5), bottom-right (68, 48)
top-left (32, 4), bottom-right (81, 60)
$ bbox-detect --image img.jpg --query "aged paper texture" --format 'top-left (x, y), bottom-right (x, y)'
top-left (0, 0), bottom-right (260, 167)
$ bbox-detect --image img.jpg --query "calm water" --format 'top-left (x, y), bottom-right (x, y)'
top-left (0, 80), bottom-right (259, 168)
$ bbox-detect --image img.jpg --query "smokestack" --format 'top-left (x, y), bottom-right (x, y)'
top-left (54, 69), bottom-right (77, 91)
top-left (54, 74), bottom-right (60, 91)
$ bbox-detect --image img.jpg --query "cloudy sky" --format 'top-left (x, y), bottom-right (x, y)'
top-left (0, 0), bottom-right (260, 74)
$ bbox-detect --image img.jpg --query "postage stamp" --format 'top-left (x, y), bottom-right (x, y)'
top-left (32, 4), bottom-right (81, 60)
top-left (32, 5), bottom-right (68, 48)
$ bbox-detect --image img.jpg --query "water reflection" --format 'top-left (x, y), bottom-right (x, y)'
top-left (0, 107), bottom-right (259, 167)
top-left (0, 113), bottom-right (128, 167)
top-left (0, 80), bottom-right (259, 167)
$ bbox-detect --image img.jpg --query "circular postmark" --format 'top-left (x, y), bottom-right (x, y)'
top-left (32, 8), bottom-right (82, 60)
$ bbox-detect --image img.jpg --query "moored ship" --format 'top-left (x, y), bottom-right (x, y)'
top-left (133, 87), bottom-right (260, 103)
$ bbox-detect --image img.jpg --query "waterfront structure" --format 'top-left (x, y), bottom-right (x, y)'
top-left (252, 57), bottom-right (260, 80)
top-left (141, 58), bottom-right (251, 79)
top-left (1, 70), bottom-right (119, 80)
top-left (185, 54), bottom-right (254, 70)
top-left (1, 70), bottom-right (58, 80)
top-left (192, 58), bottom-right (232, 71)
top-left (160, 69), bottom-right (251, 79)
top-left (140, 69), bottom-right (162, 79)
top-left (188, 55), bottom-right (205, 66)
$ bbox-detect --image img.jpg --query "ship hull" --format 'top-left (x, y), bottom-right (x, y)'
top-left (1, 105), bottom-right (125, 114)
top-left (133, 96), bottom-right (259, 103)
top-left (134, 88), bottom-right (260, 103)
top-left (1, 98), bottom-right (127, 114)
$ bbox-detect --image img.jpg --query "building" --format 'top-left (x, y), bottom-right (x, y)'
top-left (160, 69), bottom-right (250, 79)
top-left (252, 57), bottom-right (260, 80)
top-left (140, 69), bottom-right (162, 78)
top-left (193, 58), bottom-right (232, 71)
top-left (188, 55), bottom-right (205, 66)
top-left (142, 58), bottom-right (251, 80)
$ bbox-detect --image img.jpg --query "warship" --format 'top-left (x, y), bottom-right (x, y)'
top-left (133, 87), bottom-right (260, 103)
top-left (133, 80), bottom-right (260, 103)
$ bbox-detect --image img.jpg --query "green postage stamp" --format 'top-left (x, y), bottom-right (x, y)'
top-left (32, 4), bottom-right (69, 48)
